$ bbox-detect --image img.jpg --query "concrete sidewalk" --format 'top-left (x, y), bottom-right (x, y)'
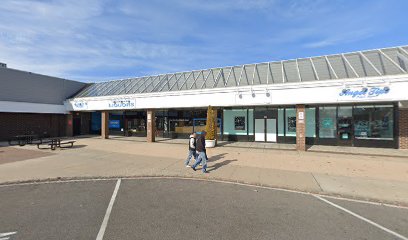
top-left (0, 137), bottom-right (407, 206)
top-left (108, 135), bottom-right (408, 158)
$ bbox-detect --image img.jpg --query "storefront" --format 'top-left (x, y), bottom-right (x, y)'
top-left (90, 111), bottom-right (147, 136)
top-left (220, 103), bottom-right (396, 148)
top-left (65, 45), bottom-right (408, 150)
top-left (222, 107), bottom-right (296, 143)
top-left (307, 103), bottom-right (396, 148)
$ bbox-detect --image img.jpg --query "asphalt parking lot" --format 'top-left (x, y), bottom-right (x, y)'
top-left (0, 178), bottom-right (407, 240)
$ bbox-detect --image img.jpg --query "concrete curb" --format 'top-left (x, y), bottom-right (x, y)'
top-left (307, 149), bottom-right (408, 159)
top-left (1, 175), bottom-right (407, 208)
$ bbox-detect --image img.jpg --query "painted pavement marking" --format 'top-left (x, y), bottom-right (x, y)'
top-left (0, 231), bottom-right (17, 240)
top-left (315, 195), bottom-right (408, 240)
top-left (96, 179), bottom-right (121, 240)
top-left (1, 177), bottom-right (407, 209)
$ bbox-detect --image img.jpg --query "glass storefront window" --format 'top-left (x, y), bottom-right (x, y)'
top-left (91, 112), bottom-right (101, 133)
top-left (248, 109), bottom-right (254, 135)
top-left (319, 106), bottom-right (337, 138)
top-left (306, 108), bottom-right (316, 137)
top-left (223, 109), bottom-right (248, 135)
top-left (155, 109), bottom-right (219, 138)
top-left (338, 106), bottom-right (352, 118)
top-left (125, 111), bottom-right (146, 136)
top-left (285, 108), bottom-right (296, 137)
top-left (278, 108), bottom-right (284, 136)
top-left (354, 105), bottom-right (394, 140)
top-left (109, 113), bottom-right (124, 135)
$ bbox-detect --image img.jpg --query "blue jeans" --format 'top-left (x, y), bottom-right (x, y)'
top-left (185, 149), bottom-right (197, 166)
top-left (192, 151), bottom-right (207, 172)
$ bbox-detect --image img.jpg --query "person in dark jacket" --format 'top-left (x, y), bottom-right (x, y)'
top-left (185, 132), bottom-right (197, 167)
top-left (192, 131), bottom-right (208, 173)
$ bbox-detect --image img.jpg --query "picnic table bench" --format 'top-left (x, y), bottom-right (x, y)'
top-left (37, 138), bottom-right (76, 150)
top-left (8, 134), bottom-right (38, 146)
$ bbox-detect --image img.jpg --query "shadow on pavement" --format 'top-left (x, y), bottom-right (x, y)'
top-left (206, 153), bottom-right (237, 172)
top-left (208, 153), bottom-right (227, 162)
top-left (208, 159), bottom-right (238, 172)
top-left (216, 142), bottom-right (235, 147)
top-left (71, 144), bottom-right (87, 149)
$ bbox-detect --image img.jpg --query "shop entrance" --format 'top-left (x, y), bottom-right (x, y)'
top-left (337, 106), bottom-right (353, 146)
top-left (255, 118), bottom-right (277, 142)
top-left (337, 116), bottom-right (353, 146)
top-left (73, 117), bottom-right (81, 136)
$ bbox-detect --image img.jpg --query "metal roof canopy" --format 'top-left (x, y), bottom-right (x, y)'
top-left (73, 45), bottom-right (408, 98)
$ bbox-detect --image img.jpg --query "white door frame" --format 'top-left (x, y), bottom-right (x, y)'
top-left (266, 118), bottom-right (277, 142)
top-left (255, 118), bottom-right (277, 143)
top-left (255, 118), bottom-right (265, 142)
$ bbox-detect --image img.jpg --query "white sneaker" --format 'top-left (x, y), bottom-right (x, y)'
top-left (185, 165), bottom-right (191, 168)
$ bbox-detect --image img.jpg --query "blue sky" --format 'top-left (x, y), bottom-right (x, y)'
top-left (0, 0), bottom-right (407, 83)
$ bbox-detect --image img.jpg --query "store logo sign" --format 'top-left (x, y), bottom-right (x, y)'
top-left (339, 87), bottom-right (390, 99)
top-left (73, 101), bottom-right (88, 109)
top-left (108, 99), bottom-right (135, 109)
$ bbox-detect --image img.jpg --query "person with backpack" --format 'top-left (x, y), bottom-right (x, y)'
top-left (192, 131), bottom-right (208, 173)
top-left (185, 132), bottom-right (197, 167)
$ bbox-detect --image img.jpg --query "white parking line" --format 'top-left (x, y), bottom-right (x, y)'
top-left (0, 231), bottom-right (17, 240)
top-left (315, 195), bottom-right (408, 240)
top-left (96, 179), bottom-right (121, 240)
top-left (316, 194), bottom-right (408, 210)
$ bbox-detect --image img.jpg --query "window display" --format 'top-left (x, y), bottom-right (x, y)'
top-left (319, 106), bottom-right (336, 138)
top-left (354, 105), bottom-right (394, 140)
top-left (306, 108), bottom-right (316, 137)
top-left (285, 108), bottom-right (296, 137)
top-left (234, 116), bottom-right (246, 130)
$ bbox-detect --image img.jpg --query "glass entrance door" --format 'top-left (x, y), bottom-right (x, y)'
top-left (255, 119), bottom-right (265, 141)
top-left (255, 118), bottom-right (277, 142)
top-left (266, 119), bottom-right (277, 142)
top-left (337, 106), bottom-right (353, 146)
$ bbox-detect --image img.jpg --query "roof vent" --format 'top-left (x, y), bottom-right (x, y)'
top-left (0, 62), bottom-right (6, 68)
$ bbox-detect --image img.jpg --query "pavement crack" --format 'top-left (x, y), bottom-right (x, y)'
top-left (311, 173), bottom-right (323, 192)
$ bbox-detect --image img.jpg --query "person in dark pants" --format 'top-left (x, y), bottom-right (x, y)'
top-left (185, 132), bottom-right (197, 167)
top-left (192, 131), bottom-right (208, 173)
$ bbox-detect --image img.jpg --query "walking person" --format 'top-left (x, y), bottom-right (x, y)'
top-left (185, 132), bottom-right (197, 167)
top-left (192, 131), bottom-right (208, 173)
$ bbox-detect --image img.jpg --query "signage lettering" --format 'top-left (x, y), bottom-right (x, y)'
top-left (108, 100), bottom-right (135, 109)
top-left (73, 101), bottom-right (88, 109)
top-left (339, 87), bottom-right (390, 99)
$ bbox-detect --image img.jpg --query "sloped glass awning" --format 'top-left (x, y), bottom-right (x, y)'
top-left (74, 45), bottom-right (408, 98)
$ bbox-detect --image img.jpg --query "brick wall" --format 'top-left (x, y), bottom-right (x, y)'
top-left (399, 108), bottom-right (408, 149)
top-left (0, 112), bottom-right (67, 141)
top-left (72, 112), bottom-right (91, 136)
top-left (147, 110), bottom-right (155, 142)
top-left (296, 105), bottom-right (306, 151)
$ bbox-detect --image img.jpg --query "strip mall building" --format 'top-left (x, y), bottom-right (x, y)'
top-left (1, 46), bottom-right (408, 150)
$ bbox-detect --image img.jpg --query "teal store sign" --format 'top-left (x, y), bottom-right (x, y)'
top-left (322, 118), bottom-right (333, 129)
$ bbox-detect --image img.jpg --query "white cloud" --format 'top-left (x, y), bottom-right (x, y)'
top-left (175, 0), bottom-right (276, 11)
top-left (303, 29), bottom-right (375, 48)
top-left (0, 0), bottom-right (396, 82)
